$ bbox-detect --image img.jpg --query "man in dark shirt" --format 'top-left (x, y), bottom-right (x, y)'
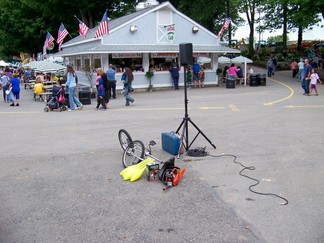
top-left (303, 59), bottom-right (313, 95)
top-left (106, 64), bottom-right (116, 99)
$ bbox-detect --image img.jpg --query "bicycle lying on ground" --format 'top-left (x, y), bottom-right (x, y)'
top-left (118, 129), bottom-right (186, 189)
top-left (118, 129), bottom-right (163, 168)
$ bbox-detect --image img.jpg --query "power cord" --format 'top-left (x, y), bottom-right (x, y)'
top-left (186, 148), bottom-right (289, 206)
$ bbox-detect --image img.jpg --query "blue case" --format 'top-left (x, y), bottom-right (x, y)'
top-left (161, 132), bottom-right (180, 155)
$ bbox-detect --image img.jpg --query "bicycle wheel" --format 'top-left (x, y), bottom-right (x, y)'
top-left (122, 140), bottom-right (145, 168)
top-left (118, 129), bottom-right (133, 151)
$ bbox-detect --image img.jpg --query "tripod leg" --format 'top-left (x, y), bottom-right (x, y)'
top-left (176, 119), bottom-right (185, 134)
top-left (177, 119), bottom-right (188, 158)
top-left (188, 119), bottom-right (216, 149)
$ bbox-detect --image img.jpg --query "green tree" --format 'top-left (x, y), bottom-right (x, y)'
top-left (260, 0), bottom-right (321, 51)
top-left (171, 0), bottom-right (242, 40)
top-left (240, 0), bottom-right (259, 56)
top-left (290, 1), bottom-right (322, 51)
top-left (0, 0), bottom-right (137, 60)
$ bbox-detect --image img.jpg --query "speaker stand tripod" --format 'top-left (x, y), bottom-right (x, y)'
top-left (176, 65), bottom-right (216, 158)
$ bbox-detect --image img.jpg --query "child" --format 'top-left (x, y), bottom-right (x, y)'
top-left (96, 76), bottom-right (106, 110)
top-left (309, 69), bottom-right (322, 96)
top-left (33, 77), bottom-right (44, 100)
top-left (199, 67), bottom-right (205, 88)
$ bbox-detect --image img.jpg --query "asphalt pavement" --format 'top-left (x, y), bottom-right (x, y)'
top-left (0, 68), bottom-right (323, 242)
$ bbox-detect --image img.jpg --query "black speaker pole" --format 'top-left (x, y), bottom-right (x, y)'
top-left (176, 44), bottom-right (216, 158)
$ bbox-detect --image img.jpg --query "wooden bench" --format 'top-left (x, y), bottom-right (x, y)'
top-left (24, 82), bottom-right (35, 89)
top-left (34, 92), bottom-right (52, 102)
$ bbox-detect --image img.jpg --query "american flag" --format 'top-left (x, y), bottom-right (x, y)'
top-left (57, 23), bottom-right (69, 45)
top-left (217, 18), bottom-right (231, 38)
top-left (78, 19), bottom-right (89, 37)
top-left (94, 11), bottom-right (109, 38)
top-left (45, 32), bottom-right (55, 48)
top-left (223, 18), bottom-right (231, 29)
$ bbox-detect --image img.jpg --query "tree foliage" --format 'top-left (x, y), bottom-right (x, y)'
top-left (0, 0), bottom-right (137, 60)
top-left (239, 0), bottom-right (260, 56)
top-left (0, 0), bottom-right (323, 61)
top-left (259, 0), bottom-right (320, 51)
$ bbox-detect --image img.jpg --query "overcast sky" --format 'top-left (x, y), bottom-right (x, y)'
top-left (233, 14), bottom-right (324, 42)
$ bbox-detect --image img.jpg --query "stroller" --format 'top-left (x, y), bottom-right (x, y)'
top-left (43, 85), bottom-right (67, 112)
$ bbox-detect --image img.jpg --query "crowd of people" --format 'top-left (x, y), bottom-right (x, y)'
top-left (94, 65), bottom-right (134, 110)
top-left (1, 57), bottom-right (322, 111)
top-left (0, 66), bottom-right (27, 106)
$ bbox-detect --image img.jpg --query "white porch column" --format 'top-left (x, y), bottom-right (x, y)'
top-left (143, 53), bottom-right (149, 72)
top-left (212, 53), bottom-right (219, 84)
top-left (102, 53), bottom-right (109, 71)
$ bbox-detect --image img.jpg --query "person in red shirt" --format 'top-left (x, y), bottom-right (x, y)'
top-left (291, 60), bottom-right (298, 78)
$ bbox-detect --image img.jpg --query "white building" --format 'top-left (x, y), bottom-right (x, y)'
top-left (57, 1), bottom-right (239, 89)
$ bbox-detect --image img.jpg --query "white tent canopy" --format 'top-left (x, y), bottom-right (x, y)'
top-left (230, 55), bottom-right (253, 85)
top-left (231, 55), bottom-right (253, 64)
top-left (218, 56), bottom-right (232, 64)
top-left (197, 56), bottom-right (211, 64)
top-left (23, 60), bottom-right (66, 73)
top-left (0, 60), bottom-right (10, 67)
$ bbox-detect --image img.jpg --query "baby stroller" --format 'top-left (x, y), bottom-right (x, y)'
top-left (44, 85), bottom-right (67, 112)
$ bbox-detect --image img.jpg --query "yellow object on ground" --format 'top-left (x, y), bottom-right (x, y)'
top-left (120, 157), bottom-right (155, 181)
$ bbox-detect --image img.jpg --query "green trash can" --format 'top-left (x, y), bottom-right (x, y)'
top-left (258, 73), bottom-right (266, 86)
top-left (226, 75), bottom-right (236, 89)
top-left (250, 74), bottom-right (259, 87)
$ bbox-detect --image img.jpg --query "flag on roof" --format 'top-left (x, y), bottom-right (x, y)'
top-left (94, 10), bottom-right (109, 38)
top-left (57, 23), bottom-right (69, 45)
top-left (77, 18), bottom-right (89, 37)
top-left (223, 18), bottom-right (231, 29)
top-left (45, 31), bottom-right (55, 48)
top-left (217, 18), bottom-right (231, 39)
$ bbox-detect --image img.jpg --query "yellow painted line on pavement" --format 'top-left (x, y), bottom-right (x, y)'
top-left (285, 105), bottom-right (324, 109)
top-left (229, 104), bottom-right (239, 111)
top-left (263, 77), bottom-right (294, 106)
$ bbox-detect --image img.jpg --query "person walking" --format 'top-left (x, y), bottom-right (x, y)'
top-left (272, 57), bottom-right (277, 75)
top-left (95, 74), bottom-right (107, 110)
top-left (121, 67), bottom-right (135, 106)
top-left (1, 73), bottom-right (10, 102)
top-left (65, 65), bottom-right (83, 111)
top-left (267, 58), bottom-right (274, 77)
top-left (97, 68), bottom-right (109, 108)
top-left (106, 64), bottom-right (117, 99)
top-left (309, 69), bottom-right (322, 96)
top-left (291, 60), bottom-right (298, 78)
top-left (302, 59), bottom-right (312, 96)
top-left (9, 72), bottom-right (20, 106)
top-left (169, 62), bottom-right (179, 90)
top-left (199, 67), bottom-right (205, 88)
top-left (297, 58), bottom-right (304, 82)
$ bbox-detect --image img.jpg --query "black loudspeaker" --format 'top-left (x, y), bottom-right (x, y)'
top-left (179, 43), bottom-right (193, 66)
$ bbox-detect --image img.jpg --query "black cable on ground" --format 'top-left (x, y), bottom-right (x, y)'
top-left (186, 148), bottom-right (288, 206)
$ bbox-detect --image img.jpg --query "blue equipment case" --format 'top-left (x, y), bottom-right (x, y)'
top-left (161, 131), bottom-right (180, 155)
